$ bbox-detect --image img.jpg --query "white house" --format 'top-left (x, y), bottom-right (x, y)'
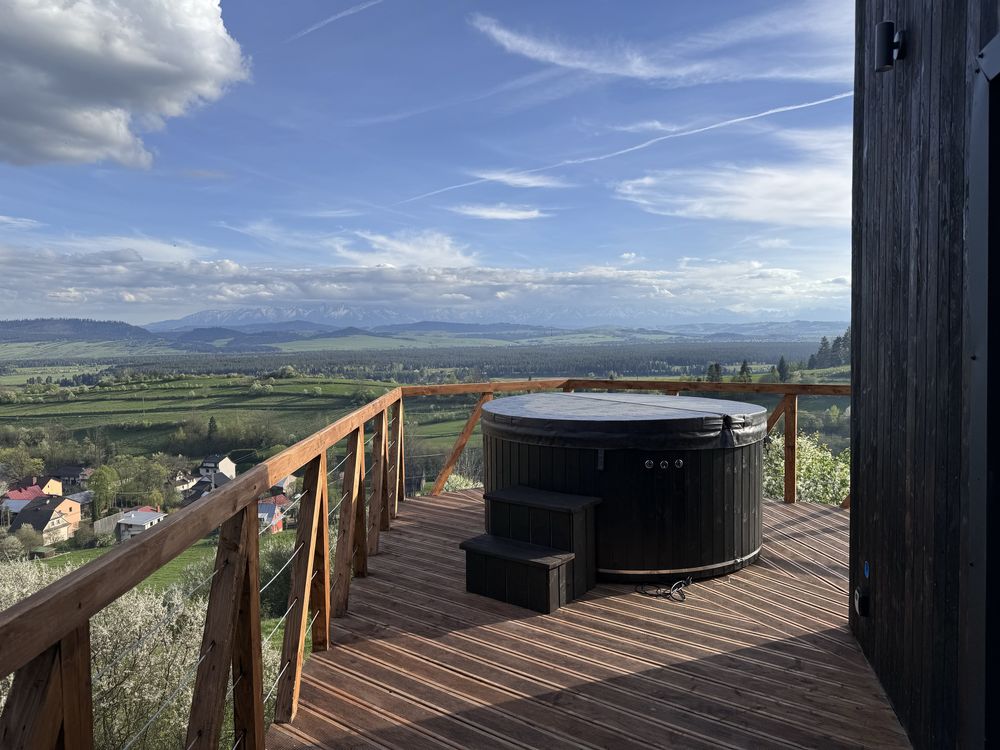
top-left (117, 510), bottom-right (167, 542)
top-left (198, 455), bottom-right (236, 480)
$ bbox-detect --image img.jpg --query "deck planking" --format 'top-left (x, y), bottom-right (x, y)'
top-left (268, 490), bottom-right (908, 749)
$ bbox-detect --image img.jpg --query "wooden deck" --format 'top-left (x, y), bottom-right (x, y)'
top-left (268, 490), bottom-right (908, 750)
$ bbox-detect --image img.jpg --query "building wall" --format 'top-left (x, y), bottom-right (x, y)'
top-left (851, 2), bottom-right (995, 747)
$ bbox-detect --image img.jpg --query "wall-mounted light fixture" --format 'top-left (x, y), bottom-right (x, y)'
top-left (875, 21), bottom-right (905, 72)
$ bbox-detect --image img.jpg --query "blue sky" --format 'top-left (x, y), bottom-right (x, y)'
top-left (0, 0), bottom-right (854, 326)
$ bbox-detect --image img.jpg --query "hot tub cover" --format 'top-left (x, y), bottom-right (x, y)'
top-left (481, 392), bottom-right (767, 450)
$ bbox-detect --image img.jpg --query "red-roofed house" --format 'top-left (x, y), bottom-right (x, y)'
top-left (2, 485), bottom-right (46, 503)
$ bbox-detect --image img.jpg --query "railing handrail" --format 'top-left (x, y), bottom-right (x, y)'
top-left (0, 387), bottom-right (403, 678)
top-left (0, 376), bottom-right (849, 748)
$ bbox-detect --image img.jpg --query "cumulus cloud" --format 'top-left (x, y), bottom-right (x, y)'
top-left (448, 204), bottom-right (549, 221)
top-left (614, 127), bottom-right (852, 228)
top-left (0, 238), bottom-right (849, 323)
top-left (0, 0), bottom-right (248, 167)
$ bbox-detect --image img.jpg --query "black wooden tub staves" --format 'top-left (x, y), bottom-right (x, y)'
top-left (481, 392), bottom-right (767, 582)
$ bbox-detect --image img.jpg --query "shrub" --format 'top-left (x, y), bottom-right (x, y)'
top-left (764, 433), bottom-right (850, 505)
top-left (443, 473), bottom-right (479, 492)
top-left (13, 527), bottom-right (43, 553)
top-left (94, 533), bottom-right (116, 547)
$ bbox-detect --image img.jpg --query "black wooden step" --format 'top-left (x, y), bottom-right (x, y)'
top-left (460, 534), bottom-right (575, 613)
top-left (484, 485), bottom-right (599, 595)
top-left (484, 485), bottom-right (601, 512)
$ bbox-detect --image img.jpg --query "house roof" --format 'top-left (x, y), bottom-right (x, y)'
top-left (118, 510), bottom-right (166, 526)
top-left (271, 493), bottom-right (289, 506)
top-left (65, 490), bottom-right (93, 505)
top-left (51, 465), bottom-right (87, 477)
top-left (2, 485), bottom-right (45, 502)
top-left (8, 497), bottom-right (71, 534)
top-left (200, 454), bottom-right (228, 466)
top-left (10, 476), bottom-right (59, 490)
top-left (1, 498), bottom-right (32, 514)
top-left (258, 502), bottom-right (282, 524)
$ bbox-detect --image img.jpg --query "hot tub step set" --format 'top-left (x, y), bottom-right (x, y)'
top-left (460, 486), bottom-right (601, 613)
top-left (460, 392), bottom-right (766, 614)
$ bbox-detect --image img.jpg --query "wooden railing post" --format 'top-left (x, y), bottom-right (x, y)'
top-left (0, 621), bottom-right (93, 750)
top-left (432, 392), bottom-right (493, 495)
top-left (367, 410), bottom-right (388, 555)
top-left (389, 400), bottom-right (404, 518)
top-left (352, 428), bottom-right (369, 578)
top-left (310, 462), bottom-right (330, 653)
top-left (784, 395), bottom-right (798, 503)
top-left (186, 502), bottom-right (256, 748)
top-left (231, 501), bottom-right (265, 750)
top-left (767, 395), bottom-right (790, 433)
top-left (274, 453), bottom-right (326, 723)
top-left (332, 428), bottom-right (363, 616)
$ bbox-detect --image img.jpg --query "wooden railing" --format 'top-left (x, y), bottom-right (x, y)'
top-left (0, 378), bottom-right (848, 748)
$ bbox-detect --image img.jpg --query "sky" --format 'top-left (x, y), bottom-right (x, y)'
top-left (0, 0), bottom-right (855, 327)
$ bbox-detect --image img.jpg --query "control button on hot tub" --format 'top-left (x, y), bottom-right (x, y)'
top-left (644, 459), bottom-right (654, 469)
top-left (674, 459), bottom-right (684, 469)
top-left (659, 460), bottom-right (670, 469)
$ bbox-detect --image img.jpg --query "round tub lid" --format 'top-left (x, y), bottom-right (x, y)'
top-left (480, 392), bottom-right (767, 450)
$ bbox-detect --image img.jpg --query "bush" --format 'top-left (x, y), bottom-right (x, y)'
top-left (13, 527), bottom-right (43, 553)
top-left (764, 433), bottom-right (850, 505)
top-left (94, 533), bottom-right (116, 547)
top-left (443, 473), bottom-right (479, 492)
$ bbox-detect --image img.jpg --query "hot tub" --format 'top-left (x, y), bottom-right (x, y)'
top-left (480, 392), bottom-right (767, 582)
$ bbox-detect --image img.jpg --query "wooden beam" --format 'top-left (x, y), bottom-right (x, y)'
top-left (559, 379), bottom-right (851, 396)
top-left (400, 379), bottom-right (568, 397)
top-left (432, 393), bottom-right (493, 495)
top-left (367, 411), bottom-right (388, 555)
top-left (186, 504), bottom-right (253, 748)
top-left (231, 501), bottom-right (265, 750)
top-left (352, 433), bottom-right (368, 578)
top-left (309, 462), bottom-right (330, 653)
top-left (274, 454), bottom-right (325, 723)
top-left (388, 400), bottom-right (403, 519)
top-left (767, 395), bottom-right (791, 433)
top-left (841, 493), bottom-right (851, 510)
top-left (784, 395), bottom-right (798, 503)
top-left (58, 623), bottom-right (93, 750)
top-left (0, 643), bottom-right (63, 749)
top-left (379, 416), bottom-right (391, 532)
top-left (332, 428), bottom-right (363, 617)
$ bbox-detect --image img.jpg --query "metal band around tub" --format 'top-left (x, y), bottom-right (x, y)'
top-left (598, 546), bottom-right (761, 576)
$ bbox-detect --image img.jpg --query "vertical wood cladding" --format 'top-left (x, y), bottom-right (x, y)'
top-left (851, 2), bottom-right (996, 746)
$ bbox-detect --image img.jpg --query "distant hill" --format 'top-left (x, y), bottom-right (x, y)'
top-left (0, 318), bottom-right (156, 343)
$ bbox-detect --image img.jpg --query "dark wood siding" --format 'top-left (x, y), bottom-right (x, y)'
top-left (851, 2), bottom-right (996, 747)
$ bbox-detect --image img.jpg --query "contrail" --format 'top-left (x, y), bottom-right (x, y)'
top-left (286, 0), bottom-right (383, 43)
top-left (397, 90), bottom-right (854, 204)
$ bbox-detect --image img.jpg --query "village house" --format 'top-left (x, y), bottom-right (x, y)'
top-left (169, 470), bottom-right (198, 494)
top-left (50, 465), bottom-right (93, 487)
top-left (182, 471), bottom-right (230, 506)
top-left (116, 509), bottom-right (166, 542)
top-left (257, 502), bottom-right (283, 535)
top-left (7, 476), bottom-right (63, 497)
top-left (197, 454), bottom-right (236, 480)
top-left (7, 496), bottom-right (83, 545)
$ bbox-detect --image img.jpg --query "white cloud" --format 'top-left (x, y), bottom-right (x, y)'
top-left (615, 126), bottom-right (852, 229)
top-left (0, 0), bottom-right (248, 167)
top-left (470, 2), bottom-right (853, 87)
top-left (400, 92), bottom-right (852, 204)
top-left (448, 204), bottom-right (549, 221)
top-left (472, 170), bottom-right (572, 189)
top-left (295, 208), bottom-right (364, 219)
top-left (0, 240), bottom-right (849, 322)
top-left (611, 120), bottom-right (681, 134)
top-left (0, 215), bottom-right (42, 230)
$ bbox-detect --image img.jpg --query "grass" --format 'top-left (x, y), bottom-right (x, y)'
top-left (40, 539), bottom-right (218, 590)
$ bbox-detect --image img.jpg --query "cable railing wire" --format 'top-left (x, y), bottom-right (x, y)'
top-left (263, 598), bottom-right (298, 645)
top-left (262, 660), bottom-right (291, 705)
top-left (120, 642), bottom-right (215, 750)
top-left (92, 567), bottom-right (220, 691)
top-left (259, 542), bottom-right (303, 595)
